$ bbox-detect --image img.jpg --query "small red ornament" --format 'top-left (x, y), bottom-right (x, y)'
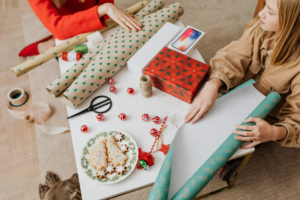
top-left (127, 88), bottom-right (134, 95)
top-left (136, 163), bottom-right (143, 170)
top-left (118, 113), bottom-right (126, 121)
top-left (138, 148), bottom-right (155, 167)
top-left (96, 114), bottom-right (105, 121)
top-left (109, 86), bottom-right (117, 93)
top-left (153, 116), bottom-right (161, 124)
top-left (108, 78), bottom-right (115, 85)
top-left (81, 125), bottom-right (88, 133)
top-left (150, 128), bottom-right (159, 137)
top-left (142, 113), bottom-right (150, 121)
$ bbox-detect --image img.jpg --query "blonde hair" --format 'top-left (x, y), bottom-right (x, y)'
top-left (245, 0), bottom-right (300, 67)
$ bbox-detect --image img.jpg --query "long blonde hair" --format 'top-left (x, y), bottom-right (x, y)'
top-left (245, 0), bottom-right (300, 67)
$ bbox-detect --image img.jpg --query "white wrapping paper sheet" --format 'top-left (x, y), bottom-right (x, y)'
top-left (168, 85), bottom-right (265, 199)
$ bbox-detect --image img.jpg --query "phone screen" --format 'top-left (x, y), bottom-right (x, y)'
top-left (172, 28), bottom-right (202, 52)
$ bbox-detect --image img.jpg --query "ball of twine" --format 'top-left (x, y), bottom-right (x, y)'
top-left (140, 75), bottom-right (152, 98)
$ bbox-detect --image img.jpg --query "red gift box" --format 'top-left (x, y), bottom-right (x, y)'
top-left (144, 47), bottom-right (210, 104)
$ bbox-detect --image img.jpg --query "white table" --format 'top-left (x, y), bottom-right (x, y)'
top-left (56, 20), bottom-right (254, 200)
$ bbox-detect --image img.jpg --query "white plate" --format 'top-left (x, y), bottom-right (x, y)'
top-left (80, 130), bottom-right (138, 184)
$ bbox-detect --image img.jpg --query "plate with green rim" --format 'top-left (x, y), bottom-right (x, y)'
top-left (80, 130), bottom-right (138, 184)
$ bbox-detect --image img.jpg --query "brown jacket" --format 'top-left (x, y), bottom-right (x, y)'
top-left (208, 29), bottom-right (300, 148)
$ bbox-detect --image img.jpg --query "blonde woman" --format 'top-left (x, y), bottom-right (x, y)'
top-left (185, 0), bottom-right (300, 179)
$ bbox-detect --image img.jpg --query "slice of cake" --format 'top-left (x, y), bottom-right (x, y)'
top-left (106, 136), bottom-right (128, 166)
top-left (88, 139), bottom-right (108, 170)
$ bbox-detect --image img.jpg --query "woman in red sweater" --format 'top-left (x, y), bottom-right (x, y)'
top-left (19, 0), bottom-right (143, 56)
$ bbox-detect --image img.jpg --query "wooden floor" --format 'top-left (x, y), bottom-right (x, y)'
top-left (0, 0), bottom-right (41, 199)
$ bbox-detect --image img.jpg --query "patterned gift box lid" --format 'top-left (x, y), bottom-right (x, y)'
top-left (144, 47), bottom-right (210, 103)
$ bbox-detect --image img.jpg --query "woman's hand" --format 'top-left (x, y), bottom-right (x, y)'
top-left (98, 3), bottom-right (143, 31)
top-left (184, 78), bottom-right (223, 124)
top-left (233, 117), bottom-right (287, 149)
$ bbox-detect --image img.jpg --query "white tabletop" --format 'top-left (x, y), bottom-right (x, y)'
top-left (56, 20), bottom-right (254, 200)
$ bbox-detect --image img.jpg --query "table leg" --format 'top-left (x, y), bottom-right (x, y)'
top-left (194, 153), bottom-right (253, 199)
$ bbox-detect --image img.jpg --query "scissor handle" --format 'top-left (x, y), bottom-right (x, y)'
top-left (90, 95), bottom-right (113, 114)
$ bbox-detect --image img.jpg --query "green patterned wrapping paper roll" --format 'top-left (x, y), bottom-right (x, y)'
top-left (46, 0), bottom-right (166, 107)
top-left (46, 36), bottom-right (112, 96)
top-left (73, 44), bottom-right (89, 53)
top-left (148, 81), bottom-right (281, 200)
top-left (63, 1), bottom-right (184, 107)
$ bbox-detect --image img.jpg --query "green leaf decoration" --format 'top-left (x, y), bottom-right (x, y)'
top-left (81, 63), bottom-right (84, 66)
top-left (91, 68), bottom-right (95, 71)
top-left (89, 90), bottom-right (92, 93)
top-left (91, 75), bottom-right (94, 79)
top-left (107, 70), bottom-right (110, 73)
top-left (115, 57), bottom-right (118, 60)
top-left (82, 89), bottom-right (86, 93)
top-left (99, 69), bottom-right (102, 72)
top-left (73, 96), bottom-right (77, 100)
top-left (80, 97), bottom-right (84, 101)
top-left (107, 63), bottom-right (110, 66)
top-left (83, 75), bottom-right (86, 78)
top-left (65, 83), bottom-right (68, 86)
top-left (56, 90), bottom-right (60, 93)
top-left (91, 83), bottom-right (94, 86)
top-left (83, 82), bottom-right (86, 85)
top-left (99, 76), bottom-right (102, 80)
top-left (57, 82), bottom-right (60, 86)
top-left (122, 51), bottom-right (125, 54)
top-left (74, 89), bottom-right (77, 92)
top-left (75, 82), bottom-right (78, 85)
top-left (188, 81), bottom-right (193, 86)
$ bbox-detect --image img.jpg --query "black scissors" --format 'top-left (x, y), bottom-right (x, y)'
top-left (67, 95), bottom-right (112, 119)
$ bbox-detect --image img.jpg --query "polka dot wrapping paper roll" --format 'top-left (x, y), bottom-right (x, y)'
top-left (62, 1), bottom-right (184, 107)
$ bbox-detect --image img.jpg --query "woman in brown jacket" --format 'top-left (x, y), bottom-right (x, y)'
top-left (185, 0), bottom-right (300, 149)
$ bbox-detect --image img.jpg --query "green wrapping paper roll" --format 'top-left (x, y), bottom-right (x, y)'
top-left (46, 0), bottom-right (168, 108)
top-left (73, 44), bottom-right (88, 53)
top-left (46, 36), bottom-right (112, 96)
top-left (63, 1), bottom-right (184, 107)
top-left (148, 80), bottom-right (281, 200)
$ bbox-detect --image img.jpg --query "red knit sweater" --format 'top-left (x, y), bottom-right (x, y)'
top-left (28, 0), bottom-right (114, 40)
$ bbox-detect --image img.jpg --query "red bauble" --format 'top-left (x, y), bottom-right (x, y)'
top-left (96, 114), bottom-right (105, 121)
top-left (136, 163), bottom-right (143, 170)
top-left (119, 113), bottom-right (126, 121)
top-left (142, 113), bottom-right (150, 121)
top-left (153, 116), bottom-right (161, 124)
top-left (80, 125), bottom-right (88, 133)
top-left (108, 78), bottom-right (115, 85)
top-left (138, 148), bottom-right (155, 167)
top-left (109, 86), bottom-right (117, 93)
top-left (127, 88), bottom-right (134, 95)
top-left (150, 128), bottom-right (159, 137)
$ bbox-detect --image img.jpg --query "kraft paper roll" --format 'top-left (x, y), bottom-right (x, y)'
top-left (147, 80), bottom-right (281, 200)
top-left (46, 36), bottom-right (112, 97)
top-left (46, 0), bottom-right (166, 105)
top-left (63, 1), bottom-right (184, 107)
top-left (5, 88), bottom-right (69, 134)
top-left (11, 1), bottom-right (148, 77)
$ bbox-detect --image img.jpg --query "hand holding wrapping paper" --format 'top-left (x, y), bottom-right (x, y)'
top-left (47, 0), bottom-right (184, 108)
top-left (147, 80), bottom-right (281, 200)
top-left (11, 1), bottom-right (148, 77)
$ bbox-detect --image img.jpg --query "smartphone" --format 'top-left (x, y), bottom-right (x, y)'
top-left (172, 28), bottom-right (202, 52)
